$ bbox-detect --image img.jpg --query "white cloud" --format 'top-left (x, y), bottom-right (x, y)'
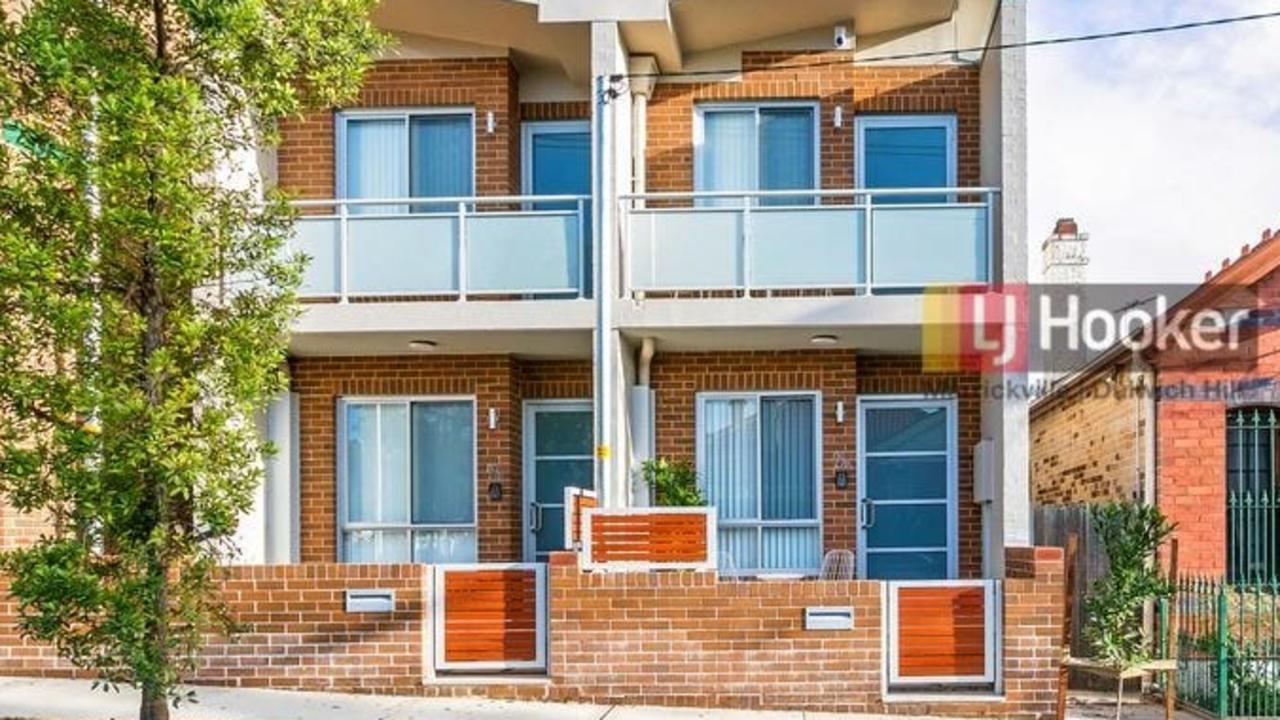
top-left (1029, 0), bottom-right (1280, 284)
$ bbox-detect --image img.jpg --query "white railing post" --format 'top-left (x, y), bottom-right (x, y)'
top-left (741, 195), bottom-right (752, 296)
top-left (457, 200), bottom-right (468, 301)
top-left (338, 200), bottom-right (350, 303)
top-left (577, 198), bottom-right (586, 298)
top-left (864, 191), bottom-right (875, 294)
top-left (986, 189), bottom-right (996, 285)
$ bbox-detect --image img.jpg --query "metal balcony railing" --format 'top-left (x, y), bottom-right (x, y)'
top-left (289, 195), bottom-right (590, 302)
top-left (620, 187), bottom-right (997, 297)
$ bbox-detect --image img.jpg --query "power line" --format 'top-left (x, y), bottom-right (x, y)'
top-left (613, 8), bottom-right (1280, 81)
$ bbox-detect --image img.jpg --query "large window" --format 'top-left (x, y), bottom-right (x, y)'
top-left (339, 398), bottom-right (476, 563)
top-left (694, 104), bottom-right (818, 206)
top-left (696, 393), bottom-right (822, 574)
top-left (337, 110), bottom-right (474, 213)
top-left (855, 114), bottom-right (956, 203)
top-left (1227, 406), bottom-right (1280, 583)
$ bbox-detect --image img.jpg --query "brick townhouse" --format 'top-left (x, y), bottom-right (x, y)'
top-left (1, 0), bottom-right (1069, 716)
top-left (1031, 224), bottom-right (1280, 579)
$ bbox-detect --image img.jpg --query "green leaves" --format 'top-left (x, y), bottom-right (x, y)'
top-left (0, 0), bottom-right (380, 715)
top-left (1083, 502), bottom-right (1177, 669)
top-left (641, 458), bottom-right (706, 507)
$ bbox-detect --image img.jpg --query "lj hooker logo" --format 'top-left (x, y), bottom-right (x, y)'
top-left (922, 286), bottom-right (1029, 373)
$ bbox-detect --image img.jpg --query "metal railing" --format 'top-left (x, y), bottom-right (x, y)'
top-left (1166, 576), bottom-right (1280, 718)
top-left (619, 187), bottom-right (997, 296)
top-left (289, 195), bottom-right (590, 302)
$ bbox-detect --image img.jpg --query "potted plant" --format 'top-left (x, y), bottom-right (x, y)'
top-left (640, 457), bottom-right (705, 507)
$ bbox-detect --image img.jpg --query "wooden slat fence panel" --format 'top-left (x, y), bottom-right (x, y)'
top-left (888, 580), bottom-right (997, 685)
top-left (432, 564), bottom-right (547, 672)
top-left (564, 487), bottom-right (598, 550)
top-left (581, 508), bottom-right (716, 570)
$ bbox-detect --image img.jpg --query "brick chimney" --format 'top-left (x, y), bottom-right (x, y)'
top-left (1041, 217), bottom-right (1089, 284)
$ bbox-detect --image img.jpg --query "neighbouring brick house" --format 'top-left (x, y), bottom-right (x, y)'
top-left (0, 0), bottom-right (1070, 716)
top-left (1031, 224), bottom-right (1280, 578)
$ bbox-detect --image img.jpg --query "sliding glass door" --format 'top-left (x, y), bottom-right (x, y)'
top-left (696, 393), bottom-right (822, 575)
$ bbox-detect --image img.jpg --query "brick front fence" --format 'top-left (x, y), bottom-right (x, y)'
top-left (0, 547), bottom-right (1064, 717)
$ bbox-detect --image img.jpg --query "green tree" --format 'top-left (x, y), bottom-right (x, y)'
top-left (1084, 502), bottom-right (1176, 669)
top-left (0, 2), bottom-right (382, 718)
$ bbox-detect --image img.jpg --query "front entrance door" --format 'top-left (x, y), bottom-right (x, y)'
top-left (523, 401), bottom-right (594, 562)
top-left (856, 396), bottom-right (958, 580)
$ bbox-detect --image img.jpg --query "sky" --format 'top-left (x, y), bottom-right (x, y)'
top-left (1028, 0), bottom-right (1280, 283)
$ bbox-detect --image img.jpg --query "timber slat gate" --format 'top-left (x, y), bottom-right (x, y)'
top-left (432, 563), bottom-right (548, 673)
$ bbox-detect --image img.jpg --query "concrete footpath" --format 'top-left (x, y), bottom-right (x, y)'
top-left (0, 678), bottom-right (1195, 720)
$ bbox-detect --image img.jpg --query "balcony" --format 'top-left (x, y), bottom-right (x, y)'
top-left (622, 188), bottom-right (996, 297)
top-left (290, 195), bottom-right (590, 302)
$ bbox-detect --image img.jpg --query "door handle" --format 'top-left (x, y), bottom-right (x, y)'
top-left (529, 502), bottom-right (543, 532)
top-left (860, 498), bottom-right (877, 529)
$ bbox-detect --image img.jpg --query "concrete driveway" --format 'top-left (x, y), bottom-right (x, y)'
top-left (0, 677), bottom-right (1197, 720)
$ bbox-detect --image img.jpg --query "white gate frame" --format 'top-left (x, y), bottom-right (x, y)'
top-left (883, 578), bottom-right (1001, 687)
top-left (431, 563), bottom-right (548, 672)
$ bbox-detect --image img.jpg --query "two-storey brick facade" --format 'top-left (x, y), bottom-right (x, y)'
top-left (1, 1), bottom-right (1063, 714)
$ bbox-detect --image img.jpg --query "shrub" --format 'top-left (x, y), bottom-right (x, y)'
top-left (1084, 502), bottom-right (1176, 668)
top-left (640, 458), bottom-right (705, 507)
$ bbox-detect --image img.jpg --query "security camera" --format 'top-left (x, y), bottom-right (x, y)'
top-left (834, 25), bottom-right (850, 50)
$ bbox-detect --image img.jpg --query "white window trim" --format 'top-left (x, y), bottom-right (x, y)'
top-left (853, 113), bottom-right (958, 189)
top-left (521, 398), bottom-right (593, 563)
top-left (335, 395), bottom-right (479, 563)
top-left (855, 394), bottom-right (959, 580)
top-left (694, 390), bottom-right (824, 575)
top-left (334, 107), bottom-right (477, 201)
top-left (692, 101), bottom-right (822, 199)
top-left (520, 120), bottom-right (590, 196)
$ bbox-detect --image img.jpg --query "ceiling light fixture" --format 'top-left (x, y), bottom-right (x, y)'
top-left (407, 339), bottom-right (438, 352)
top-left (810, 334), bottom-right (838, 346)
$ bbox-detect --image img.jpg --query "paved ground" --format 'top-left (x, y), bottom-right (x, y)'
top-left (0, 678), bottom-right (1199, 720)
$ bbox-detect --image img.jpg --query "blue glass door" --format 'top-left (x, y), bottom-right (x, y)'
top-left (524, 402), bottom-right (594, 562)
top-left (526, 123), bottom-right (591, 296)
top-left (857, 398), bottom-right (957, 579)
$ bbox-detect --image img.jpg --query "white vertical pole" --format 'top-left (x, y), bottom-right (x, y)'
top-left (593, 72), bottom-right (614, 507)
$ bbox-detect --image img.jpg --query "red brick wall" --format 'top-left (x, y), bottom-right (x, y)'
top-left (278, 58), bottom-right (520, 201)
top-left (0, 549), bottom-right (1064, 716)
top-left (0, 503), bottom-right (48, 552)
top-left (650, 351), bottom-right (983, 577)
top-left (544, 549), bottom-right (1062, 717)
top-left (1003, 546), bottom-right (1066, 713)
top-left (289, 356), bottom-right (592, 564)
top-left (646, 53), bottom-right (980, 194)
top-left (194, 564), bottom-right (425, 691)
top-left (1153, 269), bottom-right (1280, 575)
top-left (520, 102), bottom-right (590, 122)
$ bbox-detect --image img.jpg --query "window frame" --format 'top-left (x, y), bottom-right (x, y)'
top-left (694, 390), bottom-right (824, 576)
top-left (854, 394), bottom-right (959, 580)
top-left (853, 113), bottom-right (958, 190)
top-left (692, 101), bottom-right (822, 201)
top-left (334, 107), bottom-right (477, 202)
top-left (335, 395), bottom-right (479, 563)
top-left (1225, 404), bottom-right (1280, 583)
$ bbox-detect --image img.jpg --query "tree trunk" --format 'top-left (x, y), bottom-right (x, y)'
top-left (140, 685), bottom-right (169, 720)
